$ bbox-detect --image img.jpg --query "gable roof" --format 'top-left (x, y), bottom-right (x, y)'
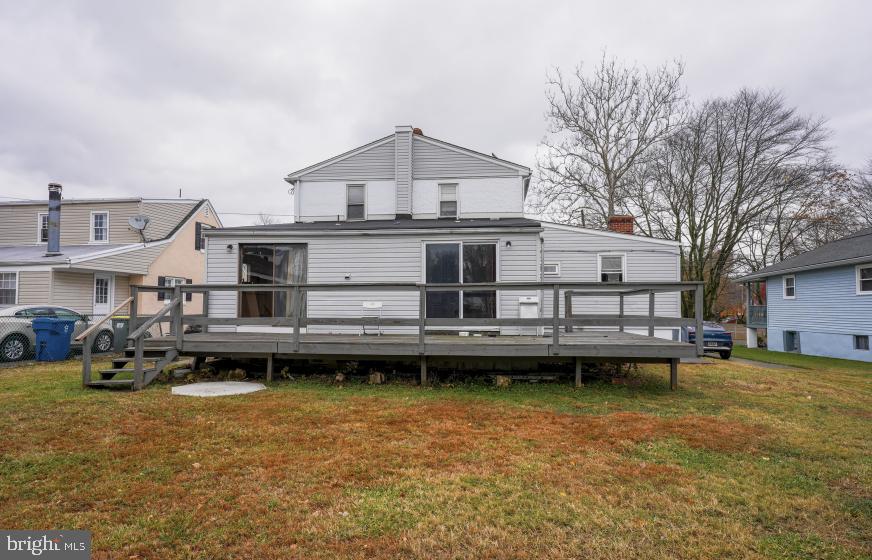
top-left (285, 129), bottom-right (530, 182)
top-left (741, 228), bottom-right (872, 281)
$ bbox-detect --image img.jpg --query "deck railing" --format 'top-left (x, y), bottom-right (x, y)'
top-left (121, 281), bottom-right (706, 359)
top-left (747, 305), bottom-right (767, 328)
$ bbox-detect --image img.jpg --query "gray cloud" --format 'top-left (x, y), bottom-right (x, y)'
top-left (1, 0), bottom-right (869, 225)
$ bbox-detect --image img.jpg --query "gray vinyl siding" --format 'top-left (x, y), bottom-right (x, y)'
top-left (540, 225), bottom-right (681, 336)
top-left (206, 231), bottom-right (541, 334)
top-left (17, 271), bottom-right (52, 305)
top-left (140, 201), bottom-right (199, 240)
top-left (51, 271), bottom-right (94, 314)
top-left (302, 138), bottom-right (397, 181)
top-left (395, 131), bottom-right (412, 214)
top-left (74, 245), bottom-right (166, 275)
top-left (412, 137), bottom-right (521, 179)
top-left (767, 264), bottom-right (872, 335)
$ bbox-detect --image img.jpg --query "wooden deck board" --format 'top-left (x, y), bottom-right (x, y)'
top-left (149, 330), bottom-right (694, 360)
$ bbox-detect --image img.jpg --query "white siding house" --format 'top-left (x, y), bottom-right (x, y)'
top-left (204, 125), bottom-right (682, 337)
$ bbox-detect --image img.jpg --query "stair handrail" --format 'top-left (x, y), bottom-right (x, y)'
top-left (75, 297), bottom-right (134, 342)
top-left (127, 297), bottom-right (181, 341)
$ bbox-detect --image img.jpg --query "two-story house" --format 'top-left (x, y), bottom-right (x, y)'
top-left (0, 184), bottom-right (222, 356)
top-left (203, 126), bottom-right (682, 336)
top-left (741, 228), bottom-right (872, 362)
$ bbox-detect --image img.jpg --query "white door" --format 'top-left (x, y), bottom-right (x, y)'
top-left (93, 273), bottom-right (113, 317)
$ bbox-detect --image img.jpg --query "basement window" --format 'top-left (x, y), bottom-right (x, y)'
top-left (543, 263), bottom-right (560, 276)
top-left (855, 335), bottom-right (870, 351)
top-left (784, 330), bottom-right (800, 352)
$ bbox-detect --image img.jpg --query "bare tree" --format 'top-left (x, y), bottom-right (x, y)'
top-left (856, 159), bottom-right (872, 228)
top-left (634, 90), bottom-right (830, 317)
top-left (254, 212), bottom-right (276, 226)
top-left (530, 54), bottom-right (686, 227)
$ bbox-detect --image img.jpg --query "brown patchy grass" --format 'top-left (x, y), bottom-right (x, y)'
top-left (0, 355), bottom-right (869, 559)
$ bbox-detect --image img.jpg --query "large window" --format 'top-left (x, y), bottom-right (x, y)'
top-left (425, 242), bottom-right (496, 319)
top-left (857, 264), bottom-right (872, 295)
top-left (438, 184), bottom-right (458, 218)
top-left (91, 212), bottom-right (109, 243)
top-left (37, 213), bottom-right (49, 243)
top-left (783, 275), bottom-right (796, 299)
top-left (239, 244), bottom-right (307, 318)
top-left (599, 254), bottom-right (625, 282)
top-left (0, 272), bottom-right (16, 305)
top-left (346, 185), bottom-right (365, 221)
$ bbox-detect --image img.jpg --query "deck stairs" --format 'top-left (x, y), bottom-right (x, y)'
top-left (85, 346), bottom-right (179, 389)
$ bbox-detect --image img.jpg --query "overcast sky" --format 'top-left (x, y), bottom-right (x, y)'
top-left (1, 1), bottom-right (869, 226)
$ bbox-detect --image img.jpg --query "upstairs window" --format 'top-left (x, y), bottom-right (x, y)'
top-left (346, 185), bottom-right (365, 221)
top-left (783, 275), bottom-right (796, 299)
top-left (438, 184), bottom-right (458, 218)
top-left (599, 254), bottom-right (625, 282)
top-left (37, 213), bottom-right (49, 243)
top-left (857, 264), bottom-right (872, 295)
top-left (0, 272), bottom-right (16, 305)
top-left (91, 211), bottom-right (109, 243)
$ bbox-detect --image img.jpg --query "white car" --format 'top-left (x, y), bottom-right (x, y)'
top-left (0, 305), bottom-right (114, 361)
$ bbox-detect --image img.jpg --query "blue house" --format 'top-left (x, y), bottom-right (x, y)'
top-left (741, 228), bottom-right (872, 362)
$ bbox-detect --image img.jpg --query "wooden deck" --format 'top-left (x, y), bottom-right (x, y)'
top-left (149, 330), bottom-right (696, 360)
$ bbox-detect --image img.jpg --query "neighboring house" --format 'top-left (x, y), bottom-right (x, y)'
top-left (741, 228), bottom-right (872, 362)
top-left (203, 126), bottom-right (681, 337)
top-left (0, 184), bottom-right (222, 321)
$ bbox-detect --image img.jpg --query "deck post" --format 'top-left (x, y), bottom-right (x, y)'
top-left (618, 294), bottom-right (625, 332)
top-left (129, 285), bottom-right (139, 333)
top-left (201, 289), bottom-right (209, 324)
top-left (82, 331), bottom-right (93, 387)
top-left (670, 358), bottom-right (679, 390)
top-left (292, 286), bottom-right (301, 352)
top-left (565, 291), bottom-right (573, 333)
top-left (420, 355), bottom-right (427, 386)
top-left (552, 284), bottom-right (560, 354)
top-left (648, 290), bottom-right (655, 337)
top-left (266, 354), bottom-right (273, 382)
top-left (173, 286), bottom-right (183, 351)
top-left (418, 285), bottom-right (426, 354)
top-left (694, 283), bottom-right (704, 356)
top-left (133, 336), bottom-right (144, 391)
top-left (574, 357), bottom-right (582, 388)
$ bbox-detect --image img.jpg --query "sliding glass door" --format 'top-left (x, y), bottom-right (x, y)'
top-left (239, 244), bottom-right (307, 318)
top-left (425, 242), bottom-right (496, 320)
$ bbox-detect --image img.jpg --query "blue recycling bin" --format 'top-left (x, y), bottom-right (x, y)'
top-left (32, 317), bottom-right (77, 361)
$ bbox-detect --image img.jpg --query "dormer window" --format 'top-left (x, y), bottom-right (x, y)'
top-left (91, 211), bottom-right (109, 243)
top-left (346, 185), bottom-right (365, 221)
top-left (439, 184), bottom-right (458, 218)
top-left (37, 213), bottom-right (49, 243)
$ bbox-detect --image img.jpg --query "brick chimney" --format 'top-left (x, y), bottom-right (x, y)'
top-left (607, 215), bottom-right (634, 234)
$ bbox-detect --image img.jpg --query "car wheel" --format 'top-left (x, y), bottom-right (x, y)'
top-left (1, 334), bottom-right (29, 362)
top-left (719, 351), bottom-right (731, 360)
top-left (93, 331), bottom-right (114, 353)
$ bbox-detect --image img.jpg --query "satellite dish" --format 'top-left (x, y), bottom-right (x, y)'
top-left (128, 215), bottom-right (150, 231)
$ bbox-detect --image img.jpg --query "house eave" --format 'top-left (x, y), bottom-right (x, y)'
top-left (740, 255), bottom-right (872, 282)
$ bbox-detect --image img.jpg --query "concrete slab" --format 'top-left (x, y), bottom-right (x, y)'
top-left (171, 381), bottom-right (266, 397)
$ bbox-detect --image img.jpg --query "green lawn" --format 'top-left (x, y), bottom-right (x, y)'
top-left (733, 345), bottom-right (872, 372)
top-left (0, 356), bottom-right (869, 559)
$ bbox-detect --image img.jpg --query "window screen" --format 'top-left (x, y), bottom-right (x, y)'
top-left (859, 266), bottom-right (872, 293)
top-left (439, 184), bottom-right (458, 218)
top-left (600, 255), bottom-right (624, 282)
top-left (784, 276), bottom-right (795, 297)
top-left (347, 185), bottom-right (365, 220)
